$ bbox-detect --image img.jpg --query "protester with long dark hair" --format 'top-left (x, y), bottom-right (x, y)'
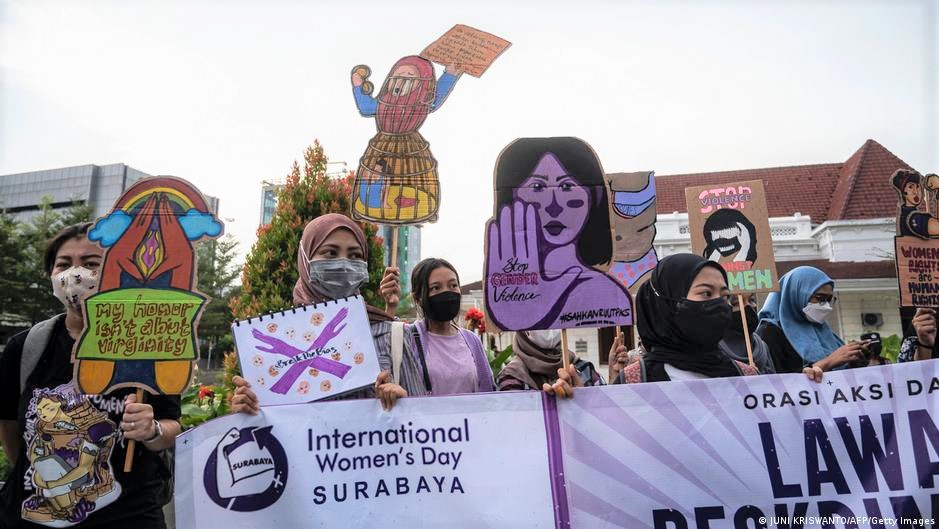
top-left (377, 258), bottom-right (495, 406)
top-left (0, 223), bottom-right (181, 529)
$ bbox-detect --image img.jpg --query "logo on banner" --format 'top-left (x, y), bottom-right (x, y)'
top-left (203, 426), bottom-right (288, 511)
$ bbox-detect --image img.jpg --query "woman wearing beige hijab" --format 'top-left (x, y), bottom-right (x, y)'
top-left (230, 214), bottom-right (424, 412)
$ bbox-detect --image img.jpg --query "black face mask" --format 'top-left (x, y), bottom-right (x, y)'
top-left (674, 297), bottom-right (731, 346)
top-left (728, 305), bottom-right (759, 335)
top-left (424, 291), bottom-right (461, 322)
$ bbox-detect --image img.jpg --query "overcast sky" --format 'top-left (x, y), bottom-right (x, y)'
top-left (1, 0), bottom-right (936, 283)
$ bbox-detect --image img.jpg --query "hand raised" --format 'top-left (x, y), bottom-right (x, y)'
top-left (486, 201), bottom-right (582, 330)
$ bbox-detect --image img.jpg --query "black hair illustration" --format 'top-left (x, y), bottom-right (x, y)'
top-left (702, 209), bottom-right (757, 263)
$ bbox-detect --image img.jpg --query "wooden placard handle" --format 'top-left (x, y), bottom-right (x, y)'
top-left (737, 295), bottom-right (755, 368)
top-left (123, 388), bottom-right (145, 473)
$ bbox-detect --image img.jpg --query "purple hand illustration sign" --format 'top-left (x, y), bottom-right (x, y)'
top-left (484, 137), bottom-right (633, 331)
top-left (231, 295), bottom-right (380, 406)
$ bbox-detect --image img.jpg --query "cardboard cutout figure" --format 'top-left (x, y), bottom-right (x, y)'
top-left (349, 25), bottom-right (510, 225)
top-left (685, 180), bottom-right (778, 294)
top-left (484, 137), bottom-right (633, 331)
top-left (607, 171), bottom-right (658, 295)
top-left (891, 169), bottom-right (939, 307)
top-left (74, 177), bottom-right (223, 395)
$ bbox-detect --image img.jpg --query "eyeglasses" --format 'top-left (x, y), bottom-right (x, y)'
top-left (808, 293), bottom-right (837, 304)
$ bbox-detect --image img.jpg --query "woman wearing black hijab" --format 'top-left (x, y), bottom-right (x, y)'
top-left (617, 253), bottom-right (824, 383)
top-left (622, 253), bottom-right (756, 382)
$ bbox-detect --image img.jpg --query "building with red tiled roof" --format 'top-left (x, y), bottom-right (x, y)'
top-left (652, 139), bottom-right (911, 222)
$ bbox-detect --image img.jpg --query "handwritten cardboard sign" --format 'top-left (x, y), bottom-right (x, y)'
top-left (484, 137), bottom-right (632, 331)
top-left (349, 25), bottom-right (509, 225)
top-left (421, 24), bottom-right (511, 78)
top-left (895, 237), bottom-right (939, 307)
top-left (890, 169), bottom-right (939, 307)
top-left (685, 179), bottom-right (779, 294)
top-left (76, 289), bottom-right (204, 360)
top-left (75, 176), bottom-right (223, 395)
top-left (231, 295), bottom-right (380, 406)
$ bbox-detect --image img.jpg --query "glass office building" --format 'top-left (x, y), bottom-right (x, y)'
top-left (0, 164), bottom-right (219, 222)
top-left (1, 164), bottom-right (149, 222)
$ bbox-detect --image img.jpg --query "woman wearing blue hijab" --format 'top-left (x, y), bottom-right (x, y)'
top-left (756, 266), bottom-right (867, 373)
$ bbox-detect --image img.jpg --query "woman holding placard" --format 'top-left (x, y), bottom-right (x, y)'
top-left (497, 330), bottom-right (606, 397)
top-left (613, 253), bottom-right (762, 383)
top-left (720, 293), bottom-right (776, 374)
top-left (372, 258), bottom-right (496, 409)
top-left (0, 223), bottom-right (181, 529)
top-left (230, 214), bottom-right (415, 414)
top-left (756, 266), bottom-right (869, 374)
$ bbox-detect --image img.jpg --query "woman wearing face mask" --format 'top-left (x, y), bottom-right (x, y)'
top-left (616, 254), bottom-right (762, 383)
top-left (719, 293), bottom-right (775, 374)
top-left (756, 266), bottom-right (866, 374)
top-left (0, 223), bottom-right (181, 529)
top-left (497, 330), bottom-right (604, 396)
top-left (374, 258), bottom-right (495, 408)
top-left (230, 214), bottom-right (413, 414)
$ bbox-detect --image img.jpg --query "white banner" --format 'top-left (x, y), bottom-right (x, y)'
top-left (175, 392), bottom-right (557, 529)
top-left (231, 295), bottom-right (380, 405)
top-left (559, 361), bottom-right (939, 529)
top-left (176, 361), bottom-right (939, 529)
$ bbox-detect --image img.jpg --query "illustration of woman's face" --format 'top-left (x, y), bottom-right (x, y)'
top-left (515, 153), bottom-right (590, 247)
top-left (388, 65), bottom-right (420, 97)
top-left (37, 398), bottom-right (63, 422)
top-left (904, 182), bottom-right (922, 205)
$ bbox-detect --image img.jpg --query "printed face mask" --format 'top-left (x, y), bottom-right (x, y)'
top-left (802, 302), bottom-right (833, 324)
top-left (51, 266), bottom-right (99, 313)
top-left (307, 258), bottom-right (370, 300)
top-left (527, 329), bottom-right (562, 349)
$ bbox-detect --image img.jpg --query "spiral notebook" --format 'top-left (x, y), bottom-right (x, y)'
top-left (231, 295), bottom-right (380, 406)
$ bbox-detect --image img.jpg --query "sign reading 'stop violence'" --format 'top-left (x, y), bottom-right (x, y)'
top-left (685, 179), bottom-right (779, 294)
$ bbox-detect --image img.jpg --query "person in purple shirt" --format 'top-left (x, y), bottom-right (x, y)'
top-left (377, 258), bottom-right (496, 408)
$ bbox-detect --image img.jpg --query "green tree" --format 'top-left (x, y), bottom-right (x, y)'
top-left (5, 198), bottom-right (94, 324)
top-left (231, 141), bottom-right (385, 319)
top-left (0, 211), bottom-right (27, 318)
top-left (59, 200), bottom-right (94, 228)
top-left (18, 198), bottom-right (68, 323)
top-left (196, 234), bottom-right (241, 364)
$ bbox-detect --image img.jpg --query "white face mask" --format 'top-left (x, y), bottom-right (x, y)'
top-left (526, 329), bottom-right (562, 349)
top-left (52, 266), bottom-right (99, 313)
top-left (802, 302), bottom-right (833, 324)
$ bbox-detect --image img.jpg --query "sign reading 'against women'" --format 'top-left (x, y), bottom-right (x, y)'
top-left (176, 361), bottom-right (939, 528)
